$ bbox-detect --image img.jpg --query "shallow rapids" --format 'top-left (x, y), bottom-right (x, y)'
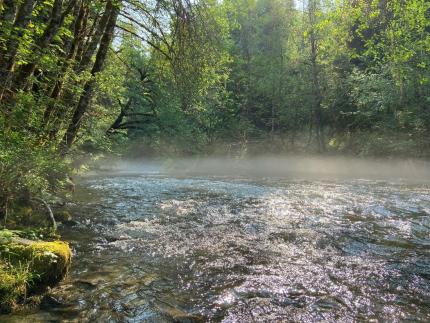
top-left (4, 168), bottom-right (430, 322)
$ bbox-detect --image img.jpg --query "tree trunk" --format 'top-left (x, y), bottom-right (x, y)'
top-left (75, 0), bottom-right (113, 73)
top-left (42, 0), bottom-right (85, 126)
top-left (61, 0), bottom-right (120, 152)
top-left (75, 10), bottom-right (98, 64)
top-left (74, 5), bottom-right (90, 63)
top-left (61, 0), bottom-right (83, 53)
top-left (310, 37), bottom-right (325, 152)
top-left (106, 99), bottom-right (132, 134)
top-left (0, 0), bottom-right (34, 102)
top-left (12, 0), bottom-right (75, 91)
top-left (0, 0), bottom-right (18, 25)
top-left (308, 0), bottom-right (325, 153)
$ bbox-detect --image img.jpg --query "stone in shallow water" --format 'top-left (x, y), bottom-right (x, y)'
top-left (156, 302), bottom-right (204, 322)
top-left (39, 295), bottom-right (66, 309)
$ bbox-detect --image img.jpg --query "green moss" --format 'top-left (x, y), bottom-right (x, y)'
top-left (0, 230), bottom-right (14, 244)
top-left (31, 241), bottom-right (72, 284)
top-left (0, 230), bottom-right (72, 312)
top-left (2, 240), bottom-right (72, 285)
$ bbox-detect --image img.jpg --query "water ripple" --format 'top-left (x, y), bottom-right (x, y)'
top-left (7, 174), bottom-right (430, 322)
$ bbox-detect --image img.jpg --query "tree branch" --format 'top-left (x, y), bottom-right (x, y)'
top-left (115, 24), bottom-right (172, 61)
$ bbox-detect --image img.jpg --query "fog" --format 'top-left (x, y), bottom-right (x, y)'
top-left (93, 156), bottom-right (430, 183)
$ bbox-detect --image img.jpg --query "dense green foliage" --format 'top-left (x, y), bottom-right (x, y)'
top-left (116, 0), bottom-right (430, 157)
top-left (0, 0), bottom-right (429, 219)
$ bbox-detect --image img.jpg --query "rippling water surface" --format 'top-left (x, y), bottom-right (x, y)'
top-left (6, 170), bottom-right (430, 322)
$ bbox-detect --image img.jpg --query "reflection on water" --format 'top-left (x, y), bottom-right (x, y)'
top-left (4, 173), bottom-right (430, 322)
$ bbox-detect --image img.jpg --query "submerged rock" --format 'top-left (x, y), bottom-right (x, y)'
top-left (39, 295), bottom-right (66, 309)
top-left (156, 302), bottom-right (204, 323)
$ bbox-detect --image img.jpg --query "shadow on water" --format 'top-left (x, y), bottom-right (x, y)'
top-left (3, 157), bottom-right (430, 322)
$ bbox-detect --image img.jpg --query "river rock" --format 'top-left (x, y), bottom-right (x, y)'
top-left (40, 295), bottom-right (66, 309)
top-left (157, 302), bottom-right (204, 322)
top-left (1, 237), bottom-right (72, 285)
top-left (55, 210), bottom-right (73, 222)
top-left (0, 231), bottom-right (72, 313)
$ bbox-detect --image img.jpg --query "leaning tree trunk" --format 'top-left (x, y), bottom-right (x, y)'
top-left (0, 0), bottom-right (34, 102)
top-left (75, 0), bottom-right (112, 73)
top-left (0, 0), bottom-right (18, 26)
top-left (42, 0), bottom-right (86, 126)
top-left (61, 0), bottom-right (120, 152)
top-left (43, 0), bottom-right (111, 138)
top-left (74, 4), bottom-right (90, 63)
top-left (12, 0), bottom-right (77, 92)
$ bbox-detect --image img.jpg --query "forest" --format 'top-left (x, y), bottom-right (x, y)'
top-left (0, 0), bottom-right (430, 318)
top-left (1, 0), bottom-right (430, 210)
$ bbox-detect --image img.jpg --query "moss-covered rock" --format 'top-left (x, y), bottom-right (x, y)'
top-left (0, 230), bottom-right (72, 312)
top-left (2, 239), bottom-right (71, 285)
top-left (55, 210), bottom-right (72, 222)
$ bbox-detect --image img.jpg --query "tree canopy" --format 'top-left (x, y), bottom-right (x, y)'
top-left (1, 0), bottom-right (430, 217)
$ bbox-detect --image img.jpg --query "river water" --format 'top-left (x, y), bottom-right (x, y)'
top-left (4, 160), bottom-right (430, 322)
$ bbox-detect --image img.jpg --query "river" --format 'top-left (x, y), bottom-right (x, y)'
top-left (4, 158), bottom-right (430, 322)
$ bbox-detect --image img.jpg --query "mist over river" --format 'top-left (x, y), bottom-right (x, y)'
top-left (4, 158), bottom-right (430, 322)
